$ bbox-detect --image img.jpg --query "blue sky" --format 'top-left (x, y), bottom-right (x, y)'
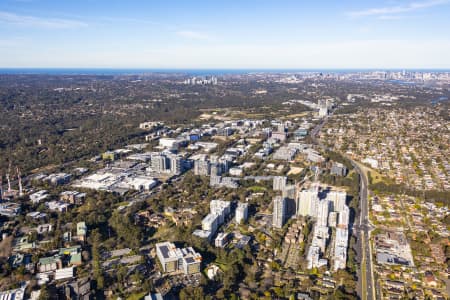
top-left (0, 0), bottom-right (449, 68)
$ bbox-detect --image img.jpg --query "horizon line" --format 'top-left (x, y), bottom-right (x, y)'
top-left (1, 67), bottom-right (450, 73)
top-left (2, 67), bottom-right (450, 69)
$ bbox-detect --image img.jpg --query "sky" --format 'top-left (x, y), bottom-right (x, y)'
top-left (0, 0), bottom-right (450, 69)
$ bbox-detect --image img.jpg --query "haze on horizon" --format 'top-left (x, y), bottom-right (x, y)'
top-left (1, 0), bottom-right (450, 69)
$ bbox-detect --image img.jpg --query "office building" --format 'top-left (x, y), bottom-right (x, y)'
top-left (271, 131), bottom-right (287, 142)
top-left (44, 173), bottom-right (72, 185)
top-left (294, 128), bottom-right (308, 139)
top-left (159, 138), bottom-right (179, 149)
top-left (170, 156), bottom-right (183, 175)
top-left (151, 154), bottom-right (169, 173)
top-left (273, 146), bottom-right (297, 161)
top-left (216, 127), bottom-right (234, 137)
top-left (306, 150), bottom-right (325, 163)
top-left (194, 160), bottom-right (211, 176)
top-left (151, 153), bottom-right (185, 175)
top-left (330, 162), bottom-right (348, 177)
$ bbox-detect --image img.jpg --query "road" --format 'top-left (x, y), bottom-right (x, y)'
top-left (310, 111), bottom-right (376, 300)
top-left (350, 161), bottom-right (376, 300)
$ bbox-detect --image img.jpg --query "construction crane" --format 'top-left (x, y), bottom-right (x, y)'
top-left (313, 165), bottom-right (320, 195)
top-left (16, 167), bottom-right (23, 196)
top-left (0, 172), bottom-right (3, 200)
top-left (6, 162), bottom-right (11, 193)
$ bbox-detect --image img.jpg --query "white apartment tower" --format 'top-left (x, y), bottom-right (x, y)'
top-left (317, 200), bottom-right (330, 227)
top-left (273, 196), bottom-right (286, 229)
top-left (326, 191), bottom-right (346, 212)
top-left (273, 176), bottom-right (287, 191)
top-left (235, 202), bottom-right (249, 224)
top-left (297, 189), bottom-right (318, 217)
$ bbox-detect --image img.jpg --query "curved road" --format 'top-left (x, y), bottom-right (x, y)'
top-left (311, 112), bottom-right (376, 300)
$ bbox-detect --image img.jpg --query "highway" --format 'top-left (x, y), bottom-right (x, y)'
top-left (310, 111), bottom-right (376, 300)
top-left (351, 161), bottom-right (376, 300)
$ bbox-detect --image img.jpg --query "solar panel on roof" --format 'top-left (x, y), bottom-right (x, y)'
top-left (184, 257), bottom-right (195, 264)
top-left (159, 245), bottom-right (171, 258)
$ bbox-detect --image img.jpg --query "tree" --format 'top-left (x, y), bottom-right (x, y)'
top-left (89, 229), bottom-right (104, 290)
top-left (130, 270), bottom-right (144, 285)
top-left (108, 210), bottom-right (142, 249)
top-left (38, 285), bottom-right (50, 300)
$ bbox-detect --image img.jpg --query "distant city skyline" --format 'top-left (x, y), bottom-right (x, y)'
top-left (1, 0), bottom-right (450, 68)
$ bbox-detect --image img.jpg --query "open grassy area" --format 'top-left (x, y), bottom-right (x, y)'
top-left (247, 186), bottom-right (267, 193)
top-left (355, 161), bottom-right (389, 185)
top-left (368, 169), bottom-right (387, 185)
top-left (282, 112), bottom-right (310, 119)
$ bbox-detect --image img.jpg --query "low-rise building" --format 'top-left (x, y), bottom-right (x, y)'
top-left (0, 202), bottom-right (21, 217)
top-left (215, 232), bottom-right (231, 248)
top-left (0, 286), bottom-right (25, 300)
top-left (60, 191), bottom-right (86, 205)
top-left (156, 242), bottom-right (202, 275)
top-left (38, 256), bottom-right (63, 273)
top-left (44, 173), bottom-right (72, 185)
top-left (46, 201), bottom-right (70, 212)
top-left (29, 190), bottom-right (49, 204)
top-left (330, 162), bottom-right (348, 176)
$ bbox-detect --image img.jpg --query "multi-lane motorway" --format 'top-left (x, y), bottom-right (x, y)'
top-left (351, 161), bottom-right (376, 300)
top-left (311, 112), bottom-right (376, 300)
